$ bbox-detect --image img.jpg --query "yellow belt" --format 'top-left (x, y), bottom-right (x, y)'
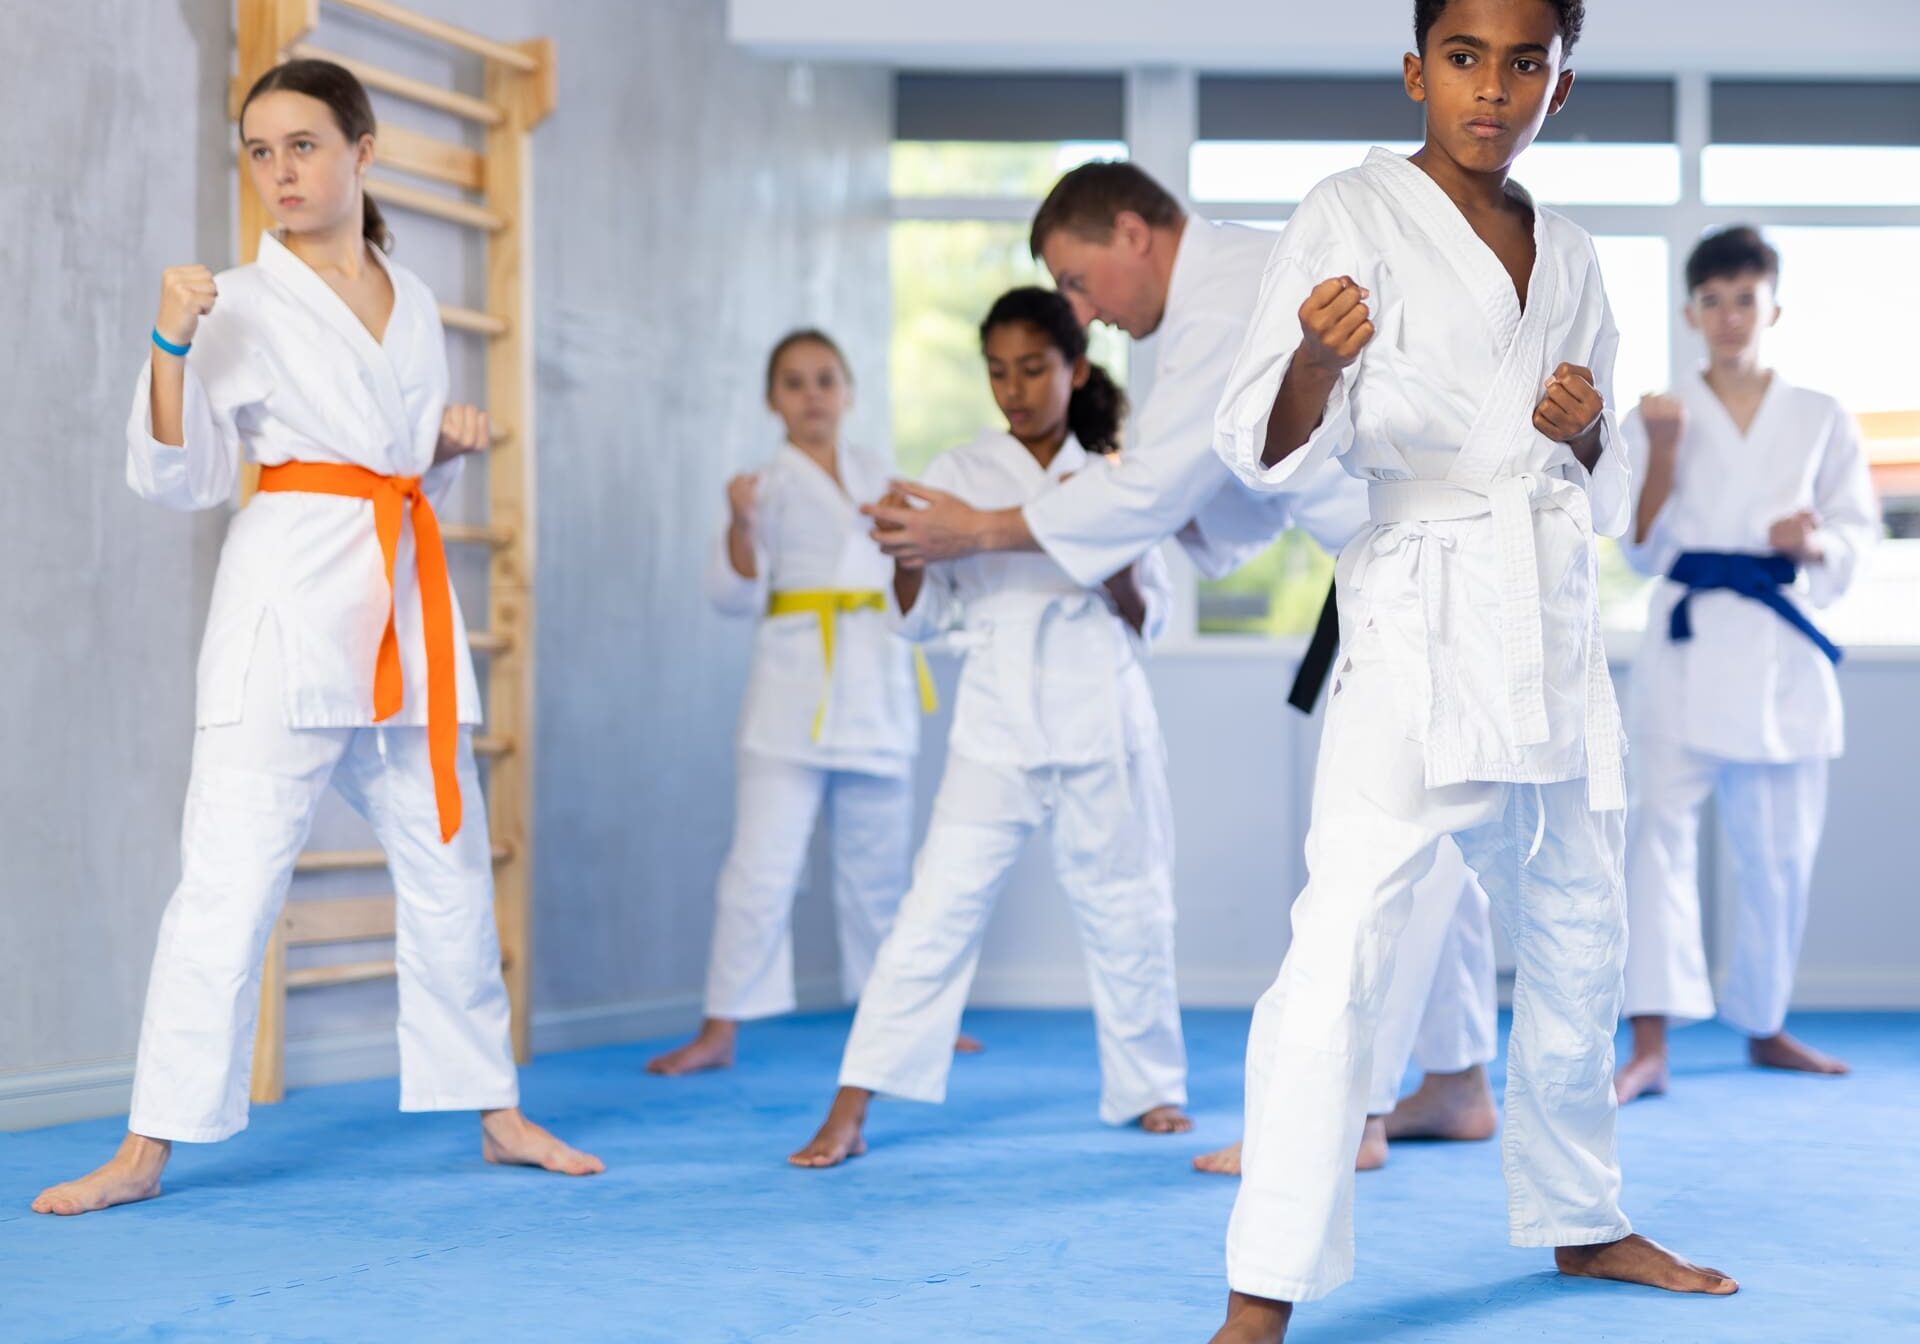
top-left (767, 589), bottom-right (938, 740)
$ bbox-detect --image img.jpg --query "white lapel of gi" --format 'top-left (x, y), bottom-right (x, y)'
top-left (255, 232), bottom-right (413, 455)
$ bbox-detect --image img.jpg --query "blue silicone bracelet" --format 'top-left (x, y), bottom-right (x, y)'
top-left (151, 327), bottom-right (191, 357)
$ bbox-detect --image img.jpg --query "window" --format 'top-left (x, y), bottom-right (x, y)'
top-left (892, 141), bottom-right (1125, 200)
top-left (1703, 146), bottom-right (1920, 208)
top-left (1705, 80), bottom-right (1920, 206)
top-left (1759, 226), bottom-right (1920, 417)
top-left (889, 74), bottom-right (1129, 474)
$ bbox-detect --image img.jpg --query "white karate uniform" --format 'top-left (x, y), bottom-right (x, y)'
top-left (1620, 376), bottom-right (1878, 1036)
top-left (1025, 215), bottom-right (1497, 1096)
top-left (1214, 149), bottom-right (1636, 1301)
top-left (839, 430), bottom-right (1185, 1125)
top-left (702, 441), bottom-right (924, 1019)
top-left (124, 232), bottom-right (513, 1142)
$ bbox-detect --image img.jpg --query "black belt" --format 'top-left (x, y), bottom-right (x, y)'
top-left (1287, 581), bottom-right (1340, 715)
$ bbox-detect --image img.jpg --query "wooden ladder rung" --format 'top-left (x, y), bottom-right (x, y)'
top-left (329, 0), bottom-right (541, 71)
top-left (376, 125), bottom-right (484, 192)
top-left (367, 177), bottom-right (506, 232)
top-left (440, 304), bottom-right (509, 338)
top-left (467, 630), bottom-right (513, 654)
top-left (296, 842), bottom-right (513, 873)
top-left (281, 894), bottom-right (396, 946)
top-left (287, 43), bottom-right (505, 126)
top-left (474, 734), bottom-right (514, 758)
top-left (442, 523), bottom-right (514, 548)
top-left (287, 958), bottom-right (398, 990)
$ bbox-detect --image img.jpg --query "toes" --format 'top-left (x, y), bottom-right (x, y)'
top-left (32, 1186), bottom-right (89, 1216)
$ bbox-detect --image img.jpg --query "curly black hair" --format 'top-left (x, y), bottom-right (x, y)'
top-left (979, 287), bottom-right (1128, 456)
top-left (1414, 0), bottom-right (1584, 53)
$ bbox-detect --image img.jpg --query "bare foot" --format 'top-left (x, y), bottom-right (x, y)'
top-left (1616, 1014), bottom-right (1670, 1103)
top-left (1749, 1031), bottom-right (1849, 1076)
top-left (1190, 1120), bottom-right (1386, 1177)
top-left (1355, 1114), bottom-right (1389, 1170)
top-left (789, 1086), bottom-right (871, 1168)
top-left (954, 1033), bottom-right (984, 1054)
top-left (1193, 1141), bottom-right (1242, 1176)
top-left (1556, 1234), bottom-right (1737, 1295)
top-left (1209, 1290), bottom-right (1292, 1342)
top-left (480, 1109), bottom-right (604, 1175)
top-left (1138, 1104), bottom-right (1194, 1135)
top-left (646, 1018), bottom-right (738, 1075)
top-left (1614, 1051), bottom-right (1670, 1104)
top-left (32, 1133), bottom-right (170, 1215)
top-left (1383, 1064), bottom-right (1499, 1141)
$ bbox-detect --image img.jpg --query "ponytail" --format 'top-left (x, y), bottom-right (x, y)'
top-left (978, 285), bottom-right (1128, 454)
top-left (1067, 361), bottom-right (1125, 456)
top-left (362, 196), bottom-right (392, 253)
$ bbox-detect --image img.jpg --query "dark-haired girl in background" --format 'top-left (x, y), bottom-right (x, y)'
top-left (792, 286), bottom-right (1191, 1168)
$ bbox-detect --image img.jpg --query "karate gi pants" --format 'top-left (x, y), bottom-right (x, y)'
top-left (1623, 736), bottom-right (1828, 1038)
top-left (703, 752), bottom-right (915, 1020)
top-left (840, 749), bottom-right (1185, 1126)
top-left (129, 634), bottom-right (516, 1143)
top-left (1228, 636), bottom-right (1632, 1303)
top-left (1368, 842), bottom-right (1498, 1115)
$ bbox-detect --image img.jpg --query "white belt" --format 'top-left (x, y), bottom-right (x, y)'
top-left (951, 589), bottom-right (1121, 764)
top-left (1366, 476), bottom-right (1624, 811)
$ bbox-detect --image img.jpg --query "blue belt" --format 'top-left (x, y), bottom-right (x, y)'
top-left (1668, 551), bottom-right (1841, 664)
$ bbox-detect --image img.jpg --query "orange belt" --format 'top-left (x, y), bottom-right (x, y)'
top-left (257, 462), bottom-right (462, 842)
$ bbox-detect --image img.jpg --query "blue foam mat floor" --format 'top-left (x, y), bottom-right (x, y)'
top-left (3, 1009), bottom-right (1915, 1342)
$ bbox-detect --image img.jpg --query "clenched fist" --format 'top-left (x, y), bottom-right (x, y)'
top-left (1768, 509), bottom-right (1823, 564)
top-left (156, 265), bottom-right (218, 350)
top-left (726, 472), bottom-right (761, 529)
top-left (1297, 277), bottom-right (1375, 373)
top-left (1533, 363), bottom-right (1605, 444)
top-left (1638, 393), bottom-right (1687, 453)
top-left (433, 404), bottom-right (490, 465)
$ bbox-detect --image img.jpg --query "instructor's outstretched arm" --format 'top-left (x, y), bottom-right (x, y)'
top-left (864, 481), bottom-right (1038, 567)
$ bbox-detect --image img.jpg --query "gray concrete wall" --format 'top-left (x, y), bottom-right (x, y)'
top-left (516, 0), bottom-right (893, 1028)
top-left (0, 0), bottom-right (234, 1081)
top-left (0, 0), bottom-right (891, 1116)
